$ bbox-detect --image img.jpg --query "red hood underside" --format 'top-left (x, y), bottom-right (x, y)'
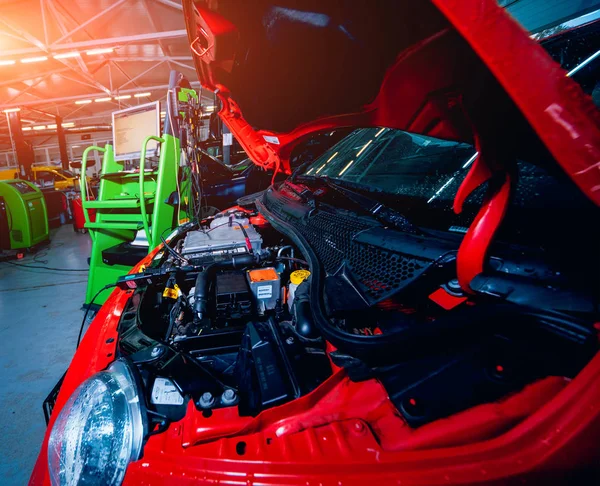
top-left (184, 0), bottom-right (600, 206)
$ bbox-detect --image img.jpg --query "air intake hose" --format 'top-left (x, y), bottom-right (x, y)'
top-left (292, 280), bottom-right (318, 339)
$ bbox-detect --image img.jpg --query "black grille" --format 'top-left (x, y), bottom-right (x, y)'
top-left (348, 245), bottom-right (427, 300)
top-left (267, 191), bottom-right (431, 302)
top-left (294, 210), bottom-right (375, 275)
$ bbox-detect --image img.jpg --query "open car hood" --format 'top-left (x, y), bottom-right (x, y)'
top-left (183, 0), bottom-right (600, 207)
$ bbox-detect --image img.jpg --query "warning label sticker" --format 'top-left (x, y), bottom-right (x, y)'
top-left (151, 377), bottom-right (184, 405)
top-left (257, 285), bottom-right (273, 299)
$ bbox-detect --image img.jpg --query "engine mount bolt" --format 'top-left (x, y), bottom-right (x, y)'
top-left (198, 392), bottom-right (215, 408)
top-left (150, 346), bottom-right (162, 358)
top-left (221, 389), bottom-right (237, 406)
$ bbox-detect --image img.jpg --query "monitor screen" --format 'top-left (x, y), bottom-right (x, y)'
top-left (112, 101), bottom-right (160, 161)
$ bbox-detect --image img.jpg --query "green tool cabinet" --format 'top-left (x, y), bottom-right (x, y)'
top-left (0, 179), bottom-right (49, 250)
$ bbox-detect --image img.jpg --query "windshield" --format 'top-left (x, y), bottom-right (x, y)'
top-left (299, 128), bottom-right (598, 268)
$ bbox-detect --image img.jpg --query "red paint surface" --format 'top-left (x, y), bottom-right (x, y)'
top-left (30, 0), bottom-right (600, 483)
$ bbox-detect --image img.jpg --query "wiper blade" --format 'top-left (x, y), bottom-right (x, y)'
top-left (302, 175), bottom-right (423, 235)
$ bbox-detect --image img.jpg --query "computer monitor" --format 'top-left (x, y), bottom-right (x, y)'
top-left (112, 101), bottom-right (161, 161)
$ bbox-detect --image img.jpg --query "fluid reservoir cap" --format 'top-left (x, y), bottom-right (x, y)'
top-left (290, 269), bottom-right (311, 285)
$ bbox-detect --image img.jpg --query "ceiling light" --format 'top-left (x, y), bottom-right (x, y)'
top-left (203, 105), bottom-right (215, 112)
top-left (338, 159), bottom-right (355, 176)
top-left (3, 107), bottom-right (21, 113)
top-left (61, 122), bottom-right (75, 127)
top-left (75, 99), bottom-right (92, 105)
top-left (21, 56), bottom-right (48, 63)
top-left (71, 145), bottom-right (80, 148)
top-left (114, 94), bottom-right (131, 100)
top-left (134, 92), bottom-right (151, 98)
top-left (33, 125), bottom-right (46, 130)
top-left (0, 60), bottom-right (16, 66)
top-left (94, 97), bottom-right (112, 102)
top-left (53, 51), bottom-right (80, 59)
top-left (86, 48), bottom-right (114, 56)
top-left (47, 124), bottom-right (57, 129)
top-left (22, 127), bottom-right (32, 131)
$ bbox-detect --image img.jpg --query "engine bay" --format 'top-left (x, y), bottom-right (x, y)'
top-left (117, 209), bottom-right (331, 423)
top-left (115, 199), bottom-right (598, 433)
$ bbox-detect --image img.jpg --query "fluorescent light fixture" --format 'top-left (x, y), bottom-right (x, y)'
top-left (114, 94), bottom-right (131, 100)
top-left (21, 56), bottom-right (48, 63)
top-left (427, 176), bottom-right (456, 204)
top-left (33, 125), bottom-right (46, 130)
top-left (94, 97), bottom-right (112, 102)
top-left (356, 140), bottom-right (373, 158)
top-left (47, 124), bottom-right (57, 129)
top-left (567, 49), bottom-right (600, 77)
top-left (315, 163), bottom-right (327, 174)
top-left (375, 127), bottom-right (386, 137)
top-left (325, 151), bottom-right (338, 164)
top-left (53, 51), bottom-right (80, 59)
top-left (71, 145), bottom-right (80, 148)
top-left (338, 159), bottom-right (355, 176)
top-left (75, 99), bottom-right (92, 105)
top-left (160, 111), bottom-right (166, 117)
top-left (204, 105), bottom-right (215, 111)
top-left (134, 92), bottom-right (151, 98)
top-left (61, 122), bottom-right (75, 127)
top-left (22, 127), bottom-right (32, 131)
top-left (0, 60), bottom-right (16, 66)
top-left (462, 152), bottom-right (479, 169)
top-left (86, 48), bottom-right (114, 55)
top-left (3, 107), bottom-right (21, 113)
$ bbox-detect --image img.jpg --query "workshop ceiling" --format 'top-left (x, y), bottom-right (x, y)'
top-left (0, 0), bottom-right (210, 138)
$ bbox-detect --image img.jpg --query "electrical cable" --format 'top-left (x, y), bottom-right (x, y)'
top-left (160, 235), bottom-right (188, 264)
top-left (76, 283), bottom-right (117, 349)
top-left (1, 260), bottom-right (89, 272)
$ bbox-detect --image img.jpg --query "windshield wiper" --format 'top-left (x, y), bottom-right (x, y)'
top-left (299, 175), bottom-right (423, 235)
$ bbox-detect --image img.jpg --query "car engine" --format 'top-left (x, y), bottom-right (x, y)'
top-left (116, 209), bottom-right (331, 423)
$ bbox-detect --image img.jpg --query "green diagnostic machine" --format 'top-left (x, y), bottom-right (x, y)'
top-left (0, 179), bottom-right (49, 250)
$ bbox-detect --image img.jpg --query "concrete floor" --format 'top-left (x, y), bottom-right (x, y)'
top-left (0, 225), bottom-right (92, 485)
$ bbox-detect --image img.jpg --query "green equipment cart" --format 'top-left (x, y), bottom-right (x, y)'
top-left (0, 179), bottom-right (49, 250)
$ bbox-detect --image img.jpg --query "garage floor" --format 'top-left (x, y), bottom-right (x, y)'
top-left (0, 226), bottom-right (92, 485)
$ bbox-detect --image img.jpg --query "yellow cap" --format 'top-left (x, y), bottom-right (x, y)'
top-left (290, 269), bottom-right (311, 285)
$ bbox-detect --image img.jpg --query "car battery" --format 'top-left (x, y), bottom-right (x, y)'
top-left (247, 268), bottom-right (281, 314)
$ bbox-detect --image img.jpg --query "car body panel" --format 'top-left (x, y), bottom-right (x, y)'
top-left (30, 1), bottom-right (600, 484)
top-left (29, 241), bottom-right (600, 484)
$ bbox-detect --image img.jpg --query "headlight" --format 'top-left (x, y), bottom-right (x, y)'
top-left (48, 360), bottom-right (145, 486)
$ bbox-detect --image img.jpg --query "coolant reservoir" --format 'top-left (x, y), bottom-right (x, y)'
top-left (287, 269), bottom-right (311, 312)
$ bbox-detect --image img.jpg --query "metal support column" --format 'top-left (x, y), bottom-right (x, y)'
top-left (56, 116), bottom-right (70, 171)
top-left (6, 111), bottom-right (34, 180)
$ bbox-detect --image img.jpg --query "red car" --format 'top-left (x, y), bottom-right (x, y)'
top-left (32, 1), bottom-right (600, 484)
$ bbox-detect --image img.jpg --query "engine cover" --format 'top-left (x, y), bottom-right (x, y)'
top-left (182, 214), bottom-right (262, 260)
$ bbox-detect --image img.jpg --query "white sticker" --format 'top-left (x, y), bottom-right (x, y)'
top-left (151, 377), bottom-right (184, 406)
top-left (257, 285), bottom-right (273, 299)
top-left (223, 133), bottom-right (233, 146)
top-left (263, 135), bottom-right (280, 145)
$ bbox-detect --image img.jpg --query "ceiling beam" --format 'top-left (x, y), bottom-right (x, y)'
top-left (117, 60), bottom-right (165, 90)
top-left (154, 0), bottom-right (183, 11)
top-left (110, 56), bottom-right (193, 62)
top-left (0, 30), bottom-right (188, 57)
top-left (52, 0), bottom-right (129, 45)
top-left (0, 81), bottom-right (201, 109)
